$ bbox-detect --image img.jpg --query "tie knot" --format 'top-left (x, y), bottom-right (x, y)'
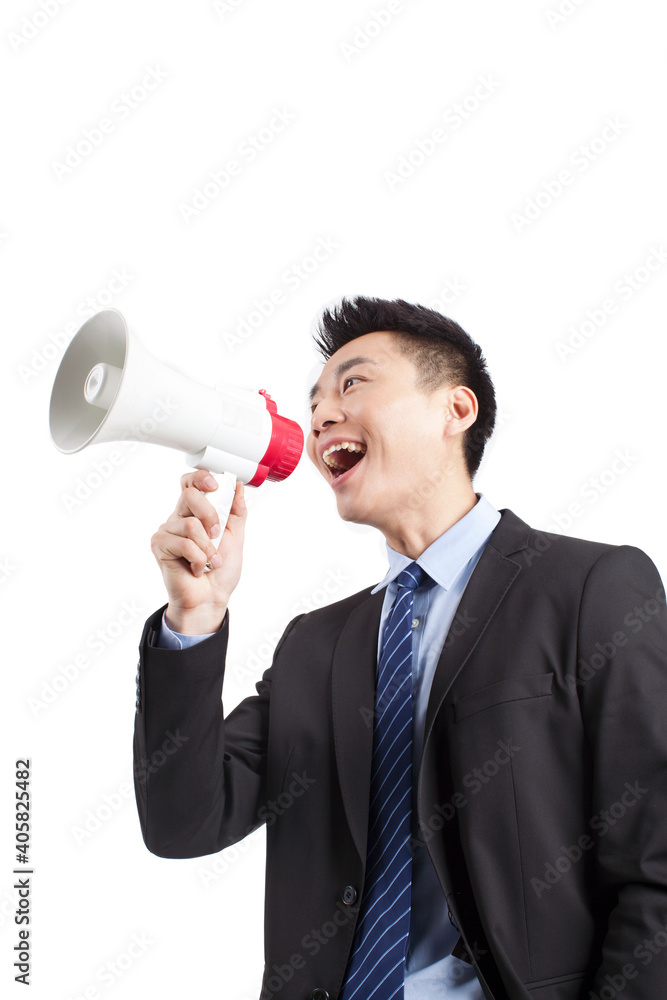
top-left (396, 561), bottom-right (429, 592)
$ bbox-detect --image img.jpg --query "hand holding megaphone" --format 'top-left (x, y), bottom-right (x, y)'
top-left (150, 469), bottom-right (248, 634)
top-left (49, 309), bottom-right (304, 602)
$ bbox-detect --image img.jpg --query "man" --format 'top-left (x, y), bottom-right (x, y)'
top-left (133, 297), bottom-right (667, 999)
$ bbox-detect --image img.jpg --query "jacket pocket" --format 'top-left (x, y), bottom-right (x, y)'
top-left (526, 970), bottom-right (590, 999)
top-left (453, 672), bottom-right (553, 722)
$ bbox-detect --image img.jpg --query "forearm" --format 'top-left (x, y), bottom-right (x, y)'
top-left (133, 604), bottom-right (270, 858)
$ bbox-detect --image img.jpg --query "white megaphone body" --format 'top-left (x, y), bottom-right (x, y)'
top-left (49, 309), bottom-right (304, 554)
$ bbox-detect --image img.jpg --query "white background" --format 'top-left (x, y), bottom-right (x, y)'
top-left (2, 1), bottom-right (666, 997)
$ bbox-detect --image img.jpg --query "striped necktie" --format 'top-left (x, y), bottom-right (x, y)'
top-left (341, 561), bottom-right (430, 1000)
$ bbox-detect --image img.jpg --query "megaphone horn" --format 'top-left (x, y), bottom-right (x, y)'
top-left (49, 309), bottom-right (304, 545)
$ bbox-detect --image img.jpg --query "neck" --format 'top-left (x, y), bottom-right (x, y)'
top-left (381, 478), bottom-right (479, 559)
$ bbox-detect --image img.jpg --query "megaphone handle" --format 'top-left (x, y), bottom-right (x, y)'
top-left (201, 470), bottom-right (237, 572)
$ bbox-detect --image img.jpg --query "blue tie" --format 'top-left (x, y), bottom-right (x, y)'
top-left (341, 561), bottom-right (429, 1000)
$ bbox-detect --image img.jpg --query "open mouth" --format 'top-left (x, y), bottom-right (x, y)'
top-left (322, 441), bottom-right (367, 483)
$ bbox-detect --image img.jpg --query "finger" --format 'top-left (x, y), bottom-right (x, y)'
top-left (179, 468), bottom-right (219, 493)
top-left (152, 531), bottom-right (217, 577)
top-left (165, 516), bottom-right (221, 562)
top-left (174, 485), bottom-right (223, 537)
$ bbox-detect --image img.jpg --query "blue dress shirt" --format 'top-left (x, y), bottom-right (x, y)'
top-left (156, 493), bottom-right (501, 998)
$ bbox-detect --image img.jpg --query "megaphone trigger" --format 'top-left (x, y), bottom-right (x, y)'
top-left (200, 470), bottom-right (237, 572)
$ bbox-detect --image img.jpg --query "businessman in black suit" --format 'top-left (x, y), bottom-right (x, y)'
top-left (134, 297), bottom-right (667, 999)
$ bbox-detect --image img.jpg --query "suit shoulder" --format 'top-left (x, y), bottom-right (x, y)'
top-left (530, 528), bottom-right (617, 561)
top-left (530, 528), bottom-right (657, 573)
top-left (283, 583), bottom-right (380, 640)
top-left (303, 582), bottom-right (378, 621)
top-left (495, 509), bottom-right (662, 584)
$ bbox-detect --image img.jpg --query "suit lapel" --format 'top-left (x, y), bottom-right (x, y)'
top-left (419, 509), bottom-right (531, 899)
top-left (331, 588), bottom-right (384, 863)
top-left (331, 509), bottom-right (533, 868)
top-left (423, 540), bottom-right (521, 742)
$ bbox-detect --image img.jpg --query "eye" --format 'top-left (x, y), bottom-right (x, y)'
top-left (310, 376), bottom-right (363, 414)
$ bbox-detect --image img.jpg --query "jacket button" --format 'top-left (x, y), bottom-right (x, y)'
top-left (341, 885), bottom-right (358, 905)
top-left (311, 991), bottom-right (330, 1000)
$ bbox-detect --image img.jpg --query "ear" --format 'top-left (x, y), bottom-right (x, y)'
top-left (444, 386), bottom-right (478, 436)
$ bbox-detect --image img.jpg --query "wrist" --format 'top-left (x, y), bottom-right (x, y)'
top-left (165, 603), bottom-right (227, 635)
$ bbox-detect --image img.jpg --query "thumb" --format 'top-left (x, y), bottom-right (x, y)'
top-left (225, 480), bottom-right (247, 527)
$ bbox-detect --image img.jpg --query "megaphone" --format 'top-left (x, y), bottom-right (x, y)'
top-left (49, 309), bottom-right (304, 550)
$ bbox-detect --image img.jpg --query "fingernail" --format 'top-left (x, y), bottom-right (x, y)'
top-left (210, 554), bottom-right (222, 569)
top-left (209, 524), bottom-right (220, 538)
top-left (204, 475), bottom-right (217, 489)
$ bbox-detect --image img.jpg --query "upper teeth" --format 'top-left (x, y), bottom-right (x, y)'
top-left (322, 441), bottom-right (367, 469)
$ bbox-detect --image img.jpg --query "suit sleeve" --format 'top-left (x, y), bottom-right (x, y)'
top-left (133, 602), bottom-right (304, 859)
top-left (577, 545), bottom-right (667, 991)
top-left (155, 608), bottom-right (216, 649)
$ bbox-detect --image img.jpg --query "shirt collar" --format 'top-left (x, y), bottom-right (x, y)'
top-left (370, 493), bottom-right (501, 594)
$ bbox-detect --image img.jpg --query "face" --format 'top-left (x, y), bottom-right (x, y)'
top-left (307, 331), bottom-right (458, 532)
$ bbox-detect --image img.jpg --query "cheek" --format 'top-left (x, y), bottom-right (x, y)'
top-left (374, 431), bottom-right (437, 481)
top-left (305, 435), bottom-right (318, 465)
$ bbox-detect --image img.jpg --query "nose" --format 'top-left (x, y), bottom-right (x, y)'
top-left (309, 396), bottom-right (344, 437)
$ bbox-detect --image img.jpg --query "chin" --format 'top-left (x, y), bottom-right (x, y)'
top-left (334, 498), bottom-right (365, 524)
top-left (335, 504), bottom-right (360, 523)
top-left (335, 500), bottom-right (382, 531)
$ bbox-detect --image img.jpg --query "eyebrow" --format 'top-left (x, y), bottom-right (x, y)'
top-left (308, 356), bottom-right (380, 405)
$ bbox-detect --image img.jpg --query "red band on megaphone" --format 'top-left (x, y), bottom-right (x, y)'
top-left (248, 390), bottom-right (304, 487)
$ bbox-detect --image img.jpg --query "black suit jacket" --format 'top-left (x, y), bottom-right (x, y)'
top-left (133, 509), bottom-right (667, 999)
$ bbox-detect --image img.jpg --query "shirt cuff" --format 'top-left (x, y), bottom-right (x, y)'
top-left (155, 609), bottom-right (218, 650)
